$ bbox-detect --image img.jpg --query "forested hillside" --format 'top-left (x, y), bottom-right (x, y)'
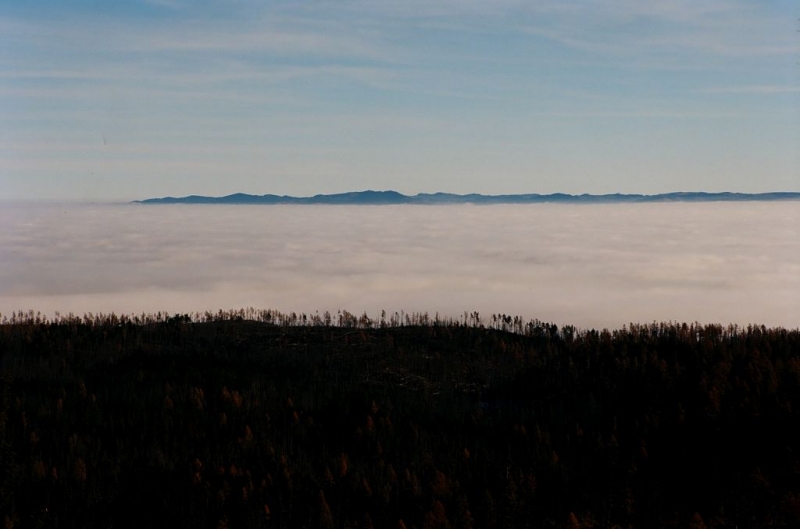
top-left (2, 309), bottom-right (799, 528)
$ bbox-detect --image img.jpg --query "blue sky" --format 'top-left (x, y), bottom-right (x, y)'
top-left (1, 0), bottom-right (798, 200)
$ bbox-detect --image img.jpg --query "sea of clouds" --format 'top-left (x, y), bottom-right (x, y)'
top-left (1, 202), bottom-right (798, 329)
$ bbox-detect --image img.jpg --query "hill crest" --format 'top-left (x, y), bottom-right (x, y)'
top-left (135, 190), bottom-right (800, 205)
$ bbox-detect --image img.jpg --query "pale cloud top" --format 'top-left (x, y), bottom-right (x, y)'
top-left (1, 202), bottom-right (798, 328)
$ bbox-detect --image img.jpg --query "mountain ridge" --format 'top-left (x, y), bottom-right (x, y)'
top-left (134, 190), bottom-right (800, 205)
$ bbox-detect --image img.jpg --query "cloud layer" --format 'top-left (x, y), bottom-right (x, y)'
top-left (1, 203), bottom-right (797, 329)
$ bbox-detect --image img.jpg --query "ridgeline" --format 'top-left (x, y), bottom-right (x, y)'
top-left (134, 190), bottom-right (800, 205)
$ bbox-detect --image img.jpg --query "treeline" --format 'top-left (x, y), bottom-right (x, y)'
top-left (1, 311), bottom-right (799, 528)
top-left (1, 307), bottom-right (509, 330)
top-left (2, 307), bottom-right (773, 339)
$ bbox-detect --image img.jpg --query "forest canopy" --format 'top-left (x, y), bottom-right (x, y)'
top-left (1, 308), bottom-right (799, 528)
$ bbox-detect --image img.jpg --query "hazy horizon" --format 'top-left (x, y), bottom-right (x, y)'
top-left (7, 186), bottom-right (800, 207)
top-left (2, 202), bottom-right (797, 329)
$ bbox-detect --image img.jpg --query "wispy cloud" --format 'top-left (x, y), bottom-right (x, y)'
top-left (519, 0), bottom-right (795, 59)
top-left (699, 85), bottom-right (800, 94)
top-left (140, 0), bottom-right (186, 9)
top-left (1, 10), bottom-right (398, 59)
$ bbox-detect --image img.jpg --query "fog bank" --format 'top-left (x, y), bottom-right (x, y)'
top-left (1, 202), bottom-right (798, 329)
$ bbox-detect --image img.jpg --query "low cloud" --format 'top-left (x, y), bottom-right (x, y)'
top-left (1, 203), bottom-right (798, 329)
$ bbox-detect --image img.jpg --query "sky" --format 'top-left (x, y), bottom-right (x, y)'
top-left (1, 0), bottom-right (798, 201)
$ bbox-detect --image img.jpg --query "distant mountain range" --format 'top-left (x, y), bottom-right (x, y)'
top-left (135, 190), bottom-right (800, 205)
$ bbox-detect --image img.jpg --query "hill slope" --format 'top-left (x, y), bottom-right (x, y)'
top-left (2, 312), bottom-right (799, 527)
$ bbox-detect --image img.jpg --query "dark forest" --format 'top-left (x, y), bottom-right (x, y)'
top-left (2, 309), bottom-right (799, 528)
